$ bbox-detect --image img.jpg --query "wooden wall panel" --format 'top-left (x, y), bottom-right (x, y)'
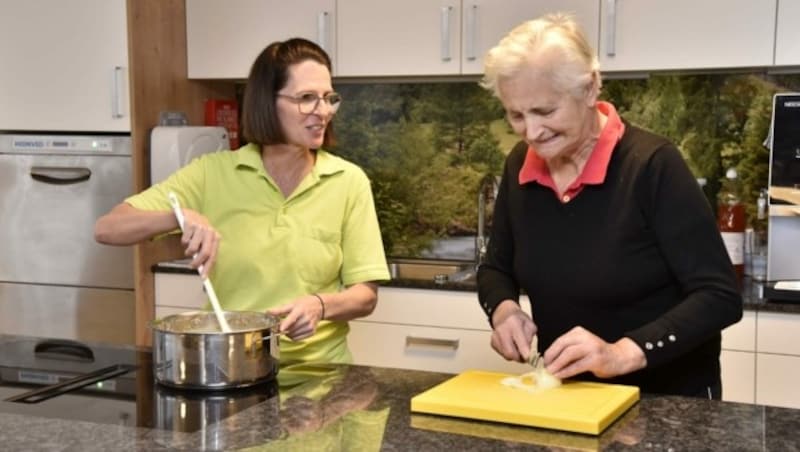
top-left (126, 0), bottom-right (235, 345)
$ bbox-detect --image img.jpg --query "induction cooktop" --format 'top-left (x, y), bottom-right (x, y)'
top-left (0, 336), bottom-right (277, 432)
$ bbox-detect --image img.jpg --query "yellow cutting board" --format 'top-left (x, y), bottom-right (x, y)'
top-left (410, 370), bottom-right (639, 435)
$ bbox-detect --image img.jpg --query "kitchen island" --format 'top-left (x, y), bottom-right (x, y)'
top-left (1, 354), bottom-right (799, 451)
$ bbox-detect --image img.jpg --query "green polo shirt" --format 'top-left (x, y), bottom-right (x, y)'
top-left (127, 144), bottom-right (389, 364)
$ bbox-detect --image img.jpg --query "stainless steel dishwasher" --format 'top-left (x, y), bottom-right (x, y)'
top-left (0, 133), bottom-right (135, 344)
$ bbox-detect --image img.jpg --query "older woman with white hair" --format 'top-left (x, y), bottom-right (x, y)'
top-left (476, 13), bottom-right (742, 398)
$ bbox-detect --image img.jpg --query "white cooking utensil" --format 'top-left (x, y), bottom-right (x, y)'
top-left (167, 191), bottom-right (232, 333)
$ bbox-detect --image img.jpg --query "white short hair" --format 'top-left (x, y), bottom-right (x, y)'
top-left (480, 13), bottom-right (601, 98)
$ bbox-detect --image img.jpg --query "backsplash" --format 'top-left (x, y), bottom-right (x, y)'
top-left (328, 73), bottom-right (800, 260)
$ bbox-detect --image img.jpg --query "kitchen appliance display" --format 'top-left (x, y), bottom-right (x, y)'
top-left (0, 133), bottom-right (135, 344)
top-left (766, 93), bottom-right (800, 283)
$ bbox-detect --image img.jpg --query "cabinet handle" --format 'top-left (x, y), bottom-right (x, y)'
top-left (111, 66), bottom-right (125, 119)
top-left (604, 0), bottom-right (617, 57)
top-left (440, 6), bottom-right (453, 62)
top-left (465, 4), bottom-right (477, 61)
top-left (317, 11), bottom-right (330, 53)
top-left (405, 336), bottom-right (460, 351)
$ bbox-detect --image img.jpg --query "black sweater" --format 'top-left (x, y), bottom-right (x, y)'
top-left (477, 122), bottom-right (743, 396)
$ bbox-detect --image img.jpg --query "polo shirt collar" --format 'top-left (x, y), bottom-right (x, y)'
top-left (235, 143), bottom-right (346, 178)
top-left (518, 101), bottom-right (625, 193)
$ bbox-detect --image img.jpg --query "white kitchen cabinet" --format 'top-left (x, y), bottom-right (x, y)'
top-left (598, 0), bottom-right (776, 72)
top-left (756, 354), bottom-right (800, 409)
top-left (337, 0), bottom-right (599, 77)
top-left (460, 0), bottom-right (599, 75)
top-left (154, 272), bottom-right (207, 319)
top-left (755, 312), bottom-right (800, 409)
top-left (720, 350), bottom-right (755, 403)
top-left (186, 0), bottom-right (336, 79)
top-left (349, 286), bottom-right (531, 374)
top-left (757, 311), bottom-right (800, 356)
top-left (336, 0), bottom-right (460, 76)
top-left (462, 0), bottom-right (599, 75)
top-left (0, 0), bottom-right (129, 132)
top-left (720, 311), bottom-right (756, 403)
top-left (722, 310), bottom-right (756, 352)
top-left (775, 0), bottom-right (800, 66)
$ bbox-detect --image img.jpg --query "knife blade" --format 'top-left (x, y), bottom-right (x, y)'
top-left (529, 351), bottom-right (542, 369)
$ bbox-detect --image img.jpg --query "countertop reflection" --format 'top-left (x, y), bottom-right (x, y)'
top-left (3, 361), bottom-right (800, 450)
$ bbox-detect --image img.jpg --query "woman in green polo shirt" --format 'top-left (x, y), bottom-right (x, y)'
top-left (95, 38), bottom-right (390, 365)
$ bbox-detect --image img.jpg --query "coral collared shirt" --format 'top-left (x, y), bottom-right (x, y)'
top-left (518, 101), bottom-right (625, 203)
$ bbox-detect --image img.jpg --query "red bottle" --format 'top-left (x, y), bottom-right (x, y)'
top-left (718, 168), bottom-right (746, 285)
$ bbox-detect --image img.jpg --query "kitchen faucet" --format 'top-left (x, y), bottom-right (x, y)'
top-left (437, 175), bottom-right (500, 285)
top-left (475, 175), bottom-right (500, 267)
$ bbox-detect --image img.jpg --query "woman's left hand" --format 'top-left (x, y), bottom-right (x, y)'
top-left (543, 326), bottom-right (647, 379)
top-left (267, 294), bottom-right (325, 340)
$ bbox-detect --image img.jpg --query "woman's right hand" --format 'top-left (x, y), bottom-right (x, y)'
top-left (179, 208), bottom-right (221, 278)
top-left (490, 300), bottom-right (537, 363)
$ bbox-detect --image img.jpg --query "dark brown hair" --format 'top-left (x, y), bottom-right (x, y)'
top-left (241, 38), bottom-right (336, 148)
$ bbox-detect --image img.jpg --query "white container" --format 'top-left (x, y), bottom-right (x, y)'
top-left (150, 126), bottom-right (229, 185)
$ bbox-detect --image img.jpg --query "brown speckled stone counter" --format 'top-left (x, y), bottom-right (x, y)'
top-left (1, 361), bottom-right (800, 451)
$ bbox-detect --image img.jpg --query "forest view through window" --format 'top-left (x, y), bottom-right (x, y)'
top-left (327, 73), bottom-right (800, 261)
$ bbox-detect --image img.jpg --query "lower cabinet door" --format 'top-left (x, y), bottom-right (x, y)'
top-left (756, 353), bottom-right (800, 409)
top-left (155, 306), bottom-right (194, 320)
top-left (348, 320), bottom-right (530, 375)
top-left (720, 350), bottom-right (755, 403)
top-left (154, 272), bottom-right (208, 314)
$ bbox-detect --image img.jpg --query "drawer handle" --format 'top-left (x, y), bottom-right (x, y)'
top-left (112, 66), bottom-right (125, 119)
top-left (604, 0), bottom-right (618, 57)
top-left (317, 11), bottom-right (330, 53)
top-left (440, 6), bottom-right (453, 62)
top-left (465, 4), bottom-right (477, 61)
top-left (405, 336), bottom-right (459, 351)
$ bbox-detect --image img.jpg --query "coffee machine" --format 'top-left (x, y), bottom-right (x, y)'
top-left (766, 93), bottom-right (800, 284)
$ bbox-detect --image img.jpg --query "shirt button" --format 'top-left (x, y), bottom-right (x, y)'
top-left (668, 335), bottom-right (676, 342)
top-left (561, 194), bottom-right (571, 203)
top-left (657, 341), bottom-right (664, 348)
top-left (645, 342), bottom-right (653, 350)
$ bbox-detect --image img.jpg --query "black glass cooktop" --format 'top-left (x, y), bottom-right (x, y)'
top-left (0, 336), bottom-right (278, 432)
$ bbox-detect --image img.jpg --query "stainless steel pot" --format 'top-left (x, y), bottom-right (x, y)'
top-left (151, 311), bottom-right (280, 390)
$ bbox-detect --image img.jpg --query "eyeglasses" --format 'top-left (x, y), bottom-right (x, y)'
top-left (277, 92), bottom-right (342, 115)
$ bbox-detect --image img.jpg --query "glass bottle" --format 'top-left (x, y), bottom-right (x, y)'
top-left (751, 188), bottom-right (768, 281)
top-left (718, 168), bottom-right (746, 285)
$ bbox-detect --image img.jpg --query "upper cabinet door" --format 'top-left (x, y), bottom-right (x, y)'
top-left (0, 0), bottom-right (129, 132)
top-left (337, 0), bottom-right (461, 77)
top-left (460, 0), bottom-right (600, 75)
top-left (598, 0), bottom-right (776, 72)
top-left (775, 1), bottom-right (800, 66)
top-left (186, 0), bottom-right (336, 79)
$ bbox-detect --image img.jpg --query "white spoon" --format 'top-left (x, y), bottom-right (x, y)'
top-left (167, 191), bottom-right (232, 333)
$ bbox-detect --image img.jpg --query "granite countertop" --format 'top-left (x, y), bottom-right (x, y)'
top-left (154, 260), bottom-right (800, 315)
top-left (1, 361), bottom-right (799, 451)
